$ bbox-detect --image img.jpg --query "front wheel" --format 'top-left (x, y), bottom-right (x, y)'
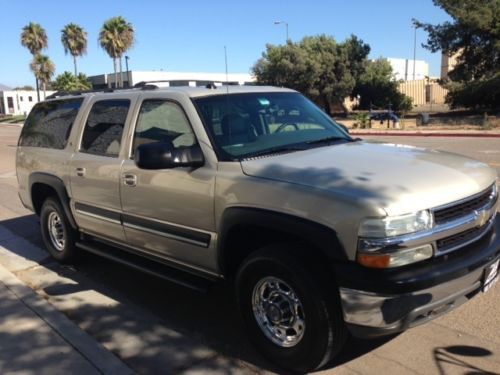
top-left (235, 245), bottom-right (347, 373)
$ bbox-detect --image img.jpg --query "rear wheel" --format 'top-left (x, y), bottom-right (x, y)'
top-left (40, 197), bottom-right (79, 263)
top-left (235, 245), bottom-right (347, 373)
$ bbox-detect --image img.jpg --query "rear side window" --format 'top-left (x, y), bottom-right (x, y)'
top-left (19, 99), bottom-right (83, 149)
top-left (80, 99), bottom-right (130, 157)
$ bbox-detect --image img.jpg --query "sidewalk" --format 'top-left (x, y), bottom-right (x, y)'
top-left (0, 263), bottom-right (134, 375)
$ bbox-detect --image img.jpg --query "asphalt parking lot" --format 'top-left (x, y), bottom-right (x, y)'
top-left (0, 124), bottom-right (499, 374)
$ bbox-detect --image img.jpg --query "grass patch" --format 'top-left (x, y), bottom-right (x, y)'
top-left (0, 115), bottom-right (26, 124)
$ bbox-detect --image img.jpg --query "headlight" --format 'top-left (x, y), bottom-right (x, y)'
top-left (357, 210), bottom-right (434, 268)
top-left (358, 210), bottom-right (433, 238)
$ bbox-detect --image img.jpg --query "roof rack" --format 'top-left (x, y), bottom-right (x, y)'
top-left (133, 81), bottom-right (219, 90)
top-left (45, 86), bottom-right (134, 100)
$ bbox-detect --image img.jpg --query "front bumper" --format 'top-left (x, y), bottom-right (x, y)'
top-left (336, 216), bottom-right (500, 338)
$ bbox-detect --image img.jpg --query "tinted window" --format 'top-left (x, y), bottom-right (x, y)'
top-left (80, 100), bottom-right (130, 157)
top-left (19, 99), bottom-right (83, 149)
top-left (194, 92), bottom-right (350, 159)
top-left (132, 100), bottom-right (195, 154)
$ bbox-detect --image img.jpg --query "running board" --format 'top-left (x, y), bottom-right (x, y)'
top-left (75, 241), bottom-right (213, 293)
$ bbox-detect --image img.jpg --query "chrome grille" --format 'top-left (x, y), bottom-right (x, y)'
top-left (436, 220), bottom-right (493, 253)
top-left (433, 185), bottom-right (497, 225)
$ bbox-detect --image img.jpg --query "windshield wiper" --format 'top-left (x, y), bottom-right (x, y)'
top-left (306, 135), bottom-right (352, 145)
top-left (243, 145), bottom-right (307, 158)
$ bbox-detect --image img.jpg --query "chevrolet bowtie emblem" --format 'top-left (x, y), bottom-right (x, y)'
top-left (475, 209), bottom-right (489, 227)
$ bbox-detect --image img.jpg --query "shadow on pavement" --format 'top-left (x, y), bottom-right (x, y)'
top-left (0, 214), bottom-right (397, 374)
top-left (433, 345), bottom-right (495, 375)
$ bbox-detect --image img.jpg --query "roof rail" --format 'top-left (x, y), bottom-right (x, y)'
top-left (133, 80), bottom-right (172, 90)
top-left (45, 87), bottom-right (116, 99)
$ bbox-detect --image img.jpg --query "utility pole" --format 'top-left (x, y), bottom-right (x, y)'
top-left (125, 56), bottom-right (131, 87)
top-left (413, 24), bottom-right (417, 80)
top-left (274, 21), bottom-right (289, 43)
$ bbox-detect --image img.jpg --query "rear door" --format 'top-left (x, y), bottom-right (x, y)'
top-left (70, 97), bottom-right (133, 242)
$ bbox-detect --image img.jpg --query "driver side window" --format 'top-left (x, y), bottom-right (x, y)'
top-left (132, 99), bottom-right (196, 154)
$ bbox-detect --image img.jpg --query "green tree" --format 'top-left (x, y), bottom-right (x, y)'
top-left (52, 71), bottom-right (92, 91)
top-left (414, 0), bottom-right (500, 110)
top-left (99, 16), bottom-right (135, 88)
top-left (61, 23), bottom-right (88, 76)
top-left (252, 34), bottom-right (370, 114)
top-left (252, 41), bottom-right (316, 94)
top-left (20, 22), bottom-right (48, 101)
top-left (353, 58), bottom-right (413, 112)
top-left (30, 54), bottom-right (56, 98)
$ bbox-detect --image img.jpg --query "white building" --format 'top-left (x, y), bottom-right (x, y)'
top-left (0, 84), bottom-right (56, 116)
top-left (88, 71), bottom-right (255, 89)
top-left (386, 58), bottom-right (430, 81)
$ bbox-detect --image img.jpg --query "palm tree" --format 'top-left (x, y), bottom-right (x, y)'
top-left (61, 23), bottom-right (88, 76)
top-left (30, 54), bottom-right (56, 99)
top-left (99, 16), bottom-right (134, 88)
top-left (20, 22), bottom-right (48, 101)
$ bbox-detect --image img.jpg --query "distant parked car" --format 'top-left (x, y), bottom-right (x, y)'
top-left (370, 111), bottom-right (399, 122)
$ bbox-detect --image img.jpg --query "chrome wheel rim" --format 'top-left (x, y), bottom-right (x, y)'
top-left (252, 276), bottom-right (305, 347)
top-left (47, 211), bottom-right (65, 251)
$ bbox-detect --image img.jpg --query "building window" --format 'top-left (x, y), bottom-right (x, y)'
top-left (28, 96), bottom-right (33, 102)
top-left (20, 96), bottom-right (24, 102)
top-left (7, 97), bottom-right (14, 113)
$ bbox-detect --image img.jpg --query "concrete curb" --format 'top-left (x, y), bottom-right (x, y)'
top-left (0, 264), bottom-right (135, 375)
top-left (0, 122), bottom-right (23, 127)
top-left (351, 131), bottom-right (500, 138)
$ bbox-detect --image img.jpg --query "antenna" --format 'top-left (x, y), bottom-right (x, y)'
top-left (224, 46), bottom-right (229, 94)
top-left (224, 46), bottom-right (231, 140)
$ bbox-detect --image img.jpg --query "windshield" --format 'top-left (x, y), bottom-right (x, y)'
top-left (193, 92), bottom-right (351, 160)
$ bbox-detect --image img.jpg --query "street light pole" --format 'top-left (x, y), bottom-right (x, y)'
top-left (125, 56), bottom-right (131, 87)
top-left (413, 24), bottom-right (417, 80)
top-left (274, 21), bottom-right (289, 43)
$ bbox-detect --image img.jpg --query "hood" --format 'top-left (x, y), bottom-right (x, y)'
top-left (240, 141), bottom-right (497, 216)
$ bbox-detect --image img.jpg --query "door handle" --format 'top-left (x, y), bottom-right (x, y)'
top-left (75, 167), bottom-right (86, 177)
top-left (123, 174), bottom-right (137, 187)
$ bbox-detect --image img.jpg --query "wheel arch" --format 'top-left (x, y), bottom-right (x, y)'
top-left (29, 172), bottom-right (77, 230)
top-left (217, 207), bottom-right (347, 279)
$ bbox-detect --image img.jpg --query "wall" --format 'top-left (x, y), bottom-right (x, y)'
top-left (398, 80), bottom-right (448, 106)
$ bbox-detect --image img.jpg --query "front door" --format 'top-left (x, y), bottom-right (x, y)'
top-left (120, 98), bottom-right (217, 274)
top-left (70, 98), bottom-right (131, 242)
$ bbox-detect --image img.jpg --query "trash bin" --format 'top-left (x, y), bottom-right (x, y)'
top-left (419, 113), bottom-right (430, 125)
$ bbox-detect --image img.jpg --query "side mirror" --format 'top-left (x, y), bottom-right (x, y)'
top-left (134, 141), bottom-right (204, 170)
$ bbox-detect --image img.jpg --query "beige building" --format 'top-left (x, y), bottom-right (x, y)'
top-left (441, 50), bottom-right (461, 79)
top-left (398, 79), bottom-right (448, 106)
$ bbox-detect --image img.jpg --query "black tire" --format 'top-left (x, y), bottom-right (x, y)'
top-left (40, 197), bottom-right (79, 263)
top-left (235, 244), bottom-right (347, 373)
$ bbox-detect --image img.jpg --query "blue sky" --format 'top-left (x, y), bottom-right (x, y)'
top-left (0, 0), bottom-right (451, 87)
